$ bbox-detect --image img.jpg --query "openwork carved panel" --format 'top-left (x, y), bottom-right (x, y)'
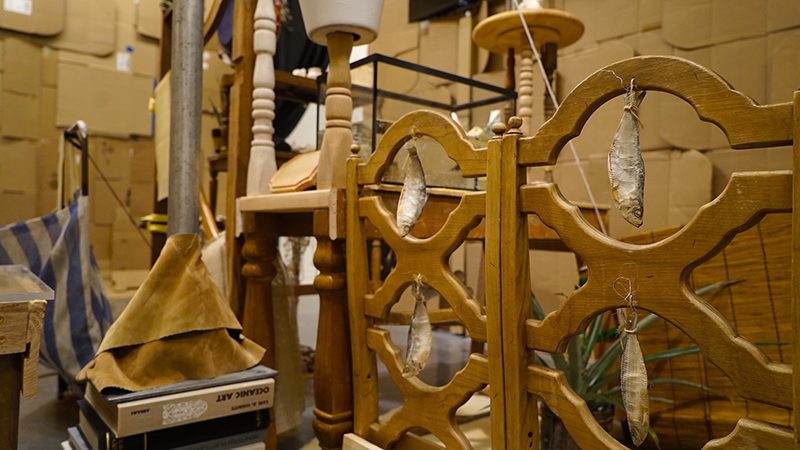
top-left (346, 111), bottom-right (490, 449)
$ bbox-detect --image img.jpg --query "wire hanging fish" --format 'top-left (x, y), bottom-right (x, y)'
top-left (609, 82), bottom-right (647, 227)
top-left (403, 275), bottom-right (432, 378)
top-left (396, 140), bottom-right (428, 237)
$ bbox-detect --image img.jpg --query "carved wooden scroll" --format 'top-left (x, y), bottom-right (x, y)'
top-left (346, 110), bottom-right (490, 449)
top-left (246, 0), bottom-right (278, 195)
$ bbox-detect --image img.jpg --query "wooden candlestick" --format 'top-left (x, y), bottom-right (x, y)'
top-left (317, 32), bottom-right (355, 190)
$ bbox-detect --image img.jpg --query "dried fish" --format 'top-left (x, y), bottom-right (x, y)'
top-left (396, 142), bottom-right (428, 237)
top-left (403, 277), bottom-right (432, 378)
top-left (609, 86), bottom-right (647, 227)
top-left (620, 326), bottom-right (649, 446)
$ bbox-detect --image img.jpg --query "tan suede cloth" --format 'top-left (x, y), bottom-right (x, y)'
top-left (77, 234), bottom-right (265, 392)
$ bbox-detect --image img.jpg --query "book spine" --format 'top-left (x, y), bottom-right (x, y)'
top-left (167, 429), bottom-right (267, 450)
top-left (115, 378), bottom-right (274, 437)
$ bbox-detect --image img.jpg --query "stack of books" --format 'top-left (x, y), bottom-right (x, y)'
top-left (65, 365), bottom-right (277, 450)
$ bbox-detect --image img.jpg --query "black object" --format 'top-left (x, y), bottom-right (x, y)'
top-left (409, 0), bottom-right (480, 22)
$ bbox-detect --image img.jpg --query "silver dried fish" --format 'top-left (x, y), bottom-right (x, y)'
top-left (620, 328), bottom-right (649, 446)
top-left (403, 278), bottom-right (432, 378)
top-left (396, 143), bottom-right (428, 237)
top-left (609, 88), bottom-right (647, 227)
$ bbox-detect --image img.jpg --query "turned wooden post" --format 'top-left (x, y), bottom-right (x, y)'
top-left (317, 32), bottom-right (354, 189)
top-left (241, 212), bottom-right (278, 447)
top-left (247, 0), bottom-right (278, 195)
top-left (312, 223), bottom-right (353, 450)
top-left (517, 44), bottom-right (535, 136)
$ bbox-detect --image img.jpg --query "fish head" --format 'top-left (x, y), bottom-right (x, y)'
top-left (620, 201), bottom-right (643, 227)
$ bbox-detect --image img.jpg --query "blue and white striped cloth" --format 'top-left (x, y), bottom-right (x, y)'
top-left (0, 195), bottom-right (112, 382)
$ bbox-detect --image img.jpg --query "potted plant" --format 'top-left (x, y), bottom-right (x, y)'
top-left (533, 279), bottom-right (741, 449)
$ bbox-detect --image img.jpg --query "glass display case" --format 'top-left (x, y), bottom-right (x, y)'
top-left (316, 54), bottom-right (515, 189)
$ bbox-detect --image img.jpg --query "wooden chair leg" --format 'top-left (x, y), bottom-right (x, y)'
top-left (241, 211), bottom-right (278, 449)
top-left (0, 354), bottom-right (22, 450)
top-left (312, 234), bottom-right (353, 450)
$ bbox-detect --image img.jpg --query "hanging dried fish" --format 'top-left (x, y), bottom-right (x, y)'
top-left (609, 82), bottom-right (647, 227)
top-left (620, 326), bottom-right (649, 446)
top-left (403, 275), bottom-right (432, 378)
top-left (396, 141), bottom-right (428, 237)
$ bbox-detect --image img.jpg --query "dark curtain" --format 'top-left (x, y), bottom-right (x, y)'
top-left (218, 0), bottom-right (328, 150)
top-left (273, 0), bottom-right (328, 150)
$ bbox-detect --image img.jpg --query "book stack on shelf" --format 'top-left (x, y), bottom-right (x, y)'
top-left (65, 365), bottom-right (277, 450)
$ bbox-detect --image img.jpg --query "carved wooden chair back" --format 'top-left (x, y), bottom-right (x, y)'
top-left (346, 55), bottom-right (798, 449)
top-left (490, 55), bottom-right (796, 449)
top-left (345, 111), bottom-right (493, 449)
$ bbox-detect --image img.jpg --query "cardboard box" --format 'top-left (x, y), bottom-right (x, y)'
top-left (111, 207), bottom-right (150, 270)
top-left (56, 61), bottom-right (153, 137)
top-left (1, 91), bottom-right (40, 139)
top-left (90, 223), bottom-right (112, 261)
top-left (202, 49), bottom-right (234, 113)
top-left (154, 73), bottom-right (169, 200)
top-left (3, 37), bottom-right (42, 95)
top-left (36, 0), bottom-right (116, 56)
top-left (0, 138), bottom-right (38, 192)
top-left (368, 0), bottom-right (418, 59)
top-left (590, 0), bottom-right (638, 42)
top-left (41, 46), bottom-right (58, 86)
top-left (135, 0), bottom-right (161, 40)
top-left (128, 181), bottom-right (153, 217)
top-left (0, 0), bottom-right (64, 36)
top-left (767, 28), bottom-right (800, 103)
top-left (530, 250), bottom-right (579, 314)
top-left (39, 85), bottom-right (57, 138)
top-left (89, 176), bottom-right (129, 225)
top-left (90, 137), bottom-right (134, 181)
top-left (705, 146), bottom-right (792, 196)
top-left (419, 17), bottom-right (459, 75)
top-left (129, 138), bottom-right (155, 184)
top-left (36, 137), bottom-right (59, 215)
top-left (663, 0), bottom-right (798, 49)
top-left (57, 21), bottom-right (159, 78)
top-left (0, 191), bottom-right (37, 224)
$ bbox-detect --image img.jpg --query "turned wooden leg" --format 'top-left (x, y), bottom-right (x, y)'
top-left (241, 211), bottom-right (278, 449)
top-left (312, 235), bottom-right (353, 450)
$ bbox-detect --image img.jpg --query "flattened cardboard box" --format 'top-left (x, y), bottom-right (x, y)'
top-left (57, 21), bottom-right (159, 78)
top-left (0, 0), bottom-right (64, 36)
top-left (135, 0), bottom-right (160, 40)
top-left (3, 37), bottom-right (41, 95)
top-left (0, 138), bottom-right (38, 191)
top-left (36, 0), bottom-right (116, 56)
top-left (0, 191), bottom-right (36, 224)
top-left (1, 90), bottom-right (41, 139)
top-left (705, 147), bottom-right (792, 197)
top-left (56, 62), bottom-right (153, 137)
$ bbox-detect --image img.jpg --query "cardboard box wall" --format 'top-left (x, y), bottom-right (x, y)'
top-left (35, 0), bottom-right (116, 56)
top-left (0, 138), bottom-right (39, 224)
top-left (0, 0), bottom-right (64, 36)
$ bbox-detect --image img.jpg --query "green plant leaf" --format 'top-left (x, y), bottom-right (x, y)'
top-left (592, 346), bottom-right (703, 390)
top-left (531, 293), bottom-right (546, 321)
top-left (567, 335), bottom-right (585, 395)
top-left (693, 278), bottom-right (744, 297)
top-left (647, 427), bottom-right (662, 449)
top-left (581, 314), bottom-right (605, 367)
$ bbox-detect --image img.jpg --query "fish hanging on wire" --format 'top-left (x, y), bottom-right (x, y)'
top-left (403, 275), bottom-right (432, 378)
top-left (609, 80), bottom-right (647, 227)
top-left (615, 276), bottom-right (649, 447)
top-left (396, 140), bottom-right (428, 237)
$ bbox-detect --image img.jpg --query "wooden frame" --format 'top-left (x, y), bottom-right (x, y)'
top-left (345, 55), bottom-right (799, 449)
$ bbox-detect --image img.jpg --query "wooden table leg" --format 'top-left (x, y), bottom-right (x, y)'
top-left (0, 353), bottom-right (21, 450)
top-left (241, 211), bottom-right (278, 449)
top-left (312, 234), bottom-right (353, 450)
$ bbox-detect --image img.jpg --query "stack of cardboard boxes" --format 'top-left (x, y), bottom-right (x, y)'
top-left (0, 0), bottom-right (234, 283)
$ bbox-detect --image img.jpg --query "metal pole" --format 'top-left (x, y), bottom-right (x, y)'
top-left (168, 0), bottom-right (204, 236)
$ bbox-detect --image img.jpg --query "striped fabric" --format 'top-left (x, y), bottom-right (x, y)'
top-left (0, 195), bottom-right (112, 382)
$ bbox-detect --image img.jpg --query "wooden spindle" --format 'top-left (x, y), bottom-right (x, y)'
top-left (517, 44), bottom-right (535, 136)
top-left (246, 0), bottom-right (278, 195)
top-left (317, 32), bottom-right (354, 190)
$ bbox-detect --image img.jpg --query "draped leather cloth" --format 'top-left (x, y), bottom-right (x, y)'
top-left (78, 234), bottom-right (264, 392)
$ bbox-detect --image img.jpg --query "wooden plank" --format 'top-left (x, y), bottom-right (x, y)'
top-left (239, 189), bottom-right (331, 213)
top-left (484, 126), bottom-right (508, 450)
top-left (0, 302), bottom-right (30, 355)
top-left (21, 300), bottom-right (46, 398)
top-left (703, 419), bottom-right (794, 449)
top-left (496, 119), bottom-right (538, 449)
top-left (269, 151), bottom-right (319, 193)
top-left (793, 90), bottom-right (800, 442)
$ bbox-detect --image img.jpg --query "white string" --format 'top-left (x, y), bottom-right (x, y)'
top-left (511, 0), bottom-right (608, 235)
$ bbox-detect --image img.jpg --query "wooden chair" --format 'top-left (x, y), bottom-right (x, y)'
top-left (345, 55), bottom-right (799, 449)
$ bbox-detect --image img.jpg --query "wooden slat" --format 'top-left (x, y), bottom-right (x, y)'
top-left (793, 90), bottom-right (800, 442)
top-left (238, 189), bottom-right (331, 213)
top-left (702, 419), bottom-right (794, 449)
top-left (519, 56), bottom-right (793, 166)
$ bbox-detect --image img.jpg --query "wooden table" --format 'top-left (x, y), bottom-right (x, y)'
top-left (0, 265), bottom-right (52, 449)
